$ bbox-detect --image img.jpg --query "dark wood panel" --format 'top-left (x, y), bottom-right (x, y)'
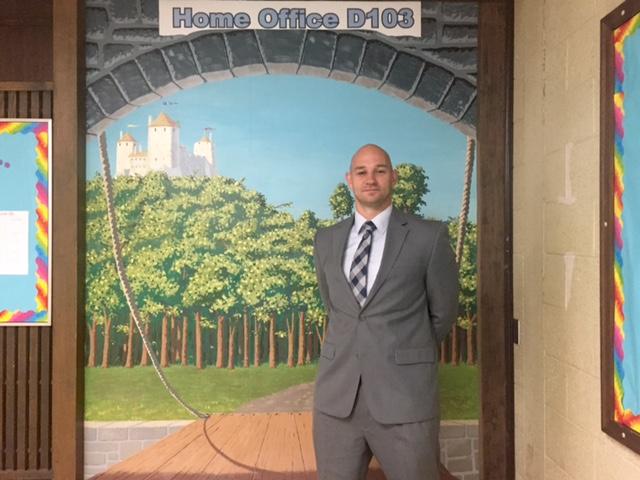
top-left (18, 91), bottom-right (29, 117)
top-left (4, 329), bottom-right (17, 470)
top-left (477, 0), bottom-right (515, 479)
top-left (0, 0), bottom-right (52, 82)
top-left (0, 470), bottom-right (52, 480)
top-left (0, 90), bottom-right (53, 479)
top-left (28, 329), bottom-right (40, 469)
top-left (16, 329), bottom-right (28, 470)
top-left (0, 0), bottom-right (52, 21)
top-left (6, 92), bottom-right (16, 118)
top-left (51, 0), bottom-right (85, 478)
top-left (0, 83), bottom-right (53, 92)
top-left (0, 27), bottom-right (53, 82)
top-left (30, 91), bottom-right (41, 119)
top-left (0, 5), bottom-right (55, 480)
top-left (39, 328), bottom-right (51, 471)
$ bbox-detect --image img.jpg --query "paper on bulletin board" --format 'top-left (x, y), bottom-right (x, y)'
top-left (0, 211), bottom-right (29, 275)
top-left (0, 119), bottom-right (51, 326)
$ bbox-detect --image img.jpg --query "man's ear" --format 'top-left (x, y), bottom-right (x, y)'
top-left (345, 171), bottom-right (353, 190)
top-left (392, 168), bottom-right (398, 187)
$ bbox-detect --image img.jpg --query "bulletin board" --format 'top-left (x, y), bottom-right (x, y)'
top-left (0, 119), bottom-right (51, 326)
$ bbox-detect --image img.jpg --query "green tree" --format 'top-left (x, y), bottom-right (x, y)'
top-left (392, 163), bottom-right (429, 214)
top-left (329, 182), bottom-right (353, 220)
top-left (448, 219), bottom-right (477, 365)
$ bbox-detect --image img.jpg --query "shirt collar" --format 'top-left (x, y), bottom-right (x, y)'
top-left (353, 205), bottom-right (392, 236)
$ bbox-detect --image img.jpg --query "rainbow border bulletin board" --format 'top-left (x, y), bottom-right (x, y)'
top-left (0, 119), bottom-right (51, 326)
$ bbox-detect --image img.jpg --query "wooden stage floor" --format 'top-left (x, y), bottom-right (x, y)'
top-left (91, 412), bottom-right (456, 480)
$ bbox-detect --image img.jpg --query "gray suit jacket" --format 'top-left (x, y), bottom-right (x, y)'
top-left (313, 207), bottom-right (459, 424)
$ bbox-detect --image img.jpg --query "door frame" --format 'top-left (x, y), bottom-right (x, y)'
top-left (50, 1), bottom-right (514, 478)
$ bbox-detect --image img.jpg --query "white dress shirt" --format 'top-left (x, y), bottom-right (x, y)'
top-left (342, 205), bottom-right (392, 294)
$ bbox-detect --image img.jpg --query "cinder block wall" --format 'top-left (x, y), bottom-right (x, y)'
top-left (514, 0), bottom-right (640, 478)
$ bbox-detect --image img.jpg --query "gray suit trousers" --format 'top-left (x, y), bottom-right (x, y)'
top-left (313, 384), bottom-right (440, 480)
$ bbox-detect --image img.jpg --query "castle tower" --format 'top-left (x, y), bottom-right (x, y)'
top-left (116, 131), bottom-right (138, 176)
top-left (147, 112), bottom-right (179, 172)
top-left (193, 130), bottom-right (217, 176)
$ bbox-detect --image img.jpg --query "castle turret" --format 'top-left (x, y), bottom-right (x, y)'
top-left (147, 112), bottom-right (179, 172)
top-left (193, 130), bottom-right (217, 176)
top-left (116, 131), bottom-right (138, 176)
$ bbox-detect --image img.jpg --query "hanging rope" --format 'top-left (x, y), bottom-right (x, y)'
top-left (98, 132), bottom-right (208, 419)
top-left (455, 137), bottom-right (476, 265)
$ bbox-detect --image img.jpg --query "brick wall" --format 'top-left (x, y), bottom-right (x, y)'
top-left (83, 420), bottom-right (193, 479)
top-left (514, 0), bottom-right (640, 478)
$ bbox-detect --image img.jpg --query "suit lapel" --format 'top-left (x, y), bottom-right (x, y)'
top-left (361, 208), bottom-right (409, 311)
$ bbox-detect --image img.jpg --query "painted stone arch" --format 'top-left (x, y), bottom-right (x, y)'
top-left (86, 0), bottom-right (478, 137)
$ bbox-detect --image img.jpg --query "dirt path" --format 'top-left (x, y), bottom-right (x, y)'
top-left (235, 382), bottom-right (314, 413)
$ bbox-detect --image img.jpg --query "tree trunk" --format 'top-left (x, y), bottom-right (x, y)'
top-left (451, 326), bottom-right (459, 366)
top-left (195, 312), bottom-right (203, 369)
top-left (467, 323), bottom-right (475, 365)
top-left (160, 315), bottom-right (169, 368)
top-left (210, 327), bottom-right (216, 366)
top-left (254, 320), bottom-right (261, 367)
top-left (181, 315), bottom-right (189, 366)
top-left (269, 314), bottom-right (276, 368)
top-left (87, 317), bottom-right (97, 367)
top-left (140, 322), bottom-right (150, 366)
top-left (101, 315), bottom-right (112, 368)
top-left (228, 323), bottom-right (236, 369)
top-left (125, 314), bottom-right (135, 368)
top-left (243, 309), bottom-right (250, 368)
top-left (297, 311), bottom-right (306, 366)
top-left (313, 327), bottom-right (319, 358)
top-left (170, 316), bottom-right (177, 363)
top-left (287, 312), bottom-right (295, 367)
top-left (440, 338), bottom-right (447, 364)
top-left (305, 332), bottom-right (312, 363)
top-left (216, 315), bottom-right (225, 368)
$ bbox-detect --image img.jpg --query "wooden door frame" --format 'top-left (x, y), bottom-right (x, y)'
top-left (51, 0), bottom-right (85, 479)
top-left (49, 1), bottom-right (514, 478)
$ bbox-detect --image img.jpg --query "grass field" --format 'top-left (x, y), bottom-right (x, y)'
top-left (85, 363), bottom-right (478, 421)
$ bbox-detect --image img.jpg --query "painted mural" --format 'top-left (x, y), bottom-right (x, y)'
top-left (83, 1), bottom-right (479, 477)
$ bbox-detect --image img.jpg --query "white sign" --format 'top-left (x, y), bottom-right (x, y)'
top-left (0, 211), bottom-right (29, 276)
top-left (160, 1), bottom-right (421, 37)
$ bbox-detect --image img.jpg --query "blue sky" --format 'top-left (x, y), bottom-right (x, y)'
top-left (86, 75), bottom-right (475, 221)
top-left (0, 132), bottom-right (38, 311)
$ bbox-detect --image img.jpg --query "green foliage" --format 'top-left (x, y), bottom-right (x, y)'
top-left (448, 219), bottom-right (477, 328)
top-left (84, 364), bottom-right (478, 420)
top-left (392, 163), bottom-right (430, 214)
top-left (85, 364), bottom-right (319, 420)
top-left (85, 174), bottom-right (327, 353)
top-left (438, 364), bottom-right (479, 420)
top-left (329, 182), bottom-right (353, 220)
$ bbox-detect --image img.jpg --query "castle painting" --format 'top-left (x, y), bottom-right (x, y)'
top-left (115, 112), bottom-right (217, 177)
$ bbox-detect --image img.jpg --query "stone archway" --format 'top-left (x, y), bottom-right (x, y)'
top-left (86, 1), bottom-right (478, 136)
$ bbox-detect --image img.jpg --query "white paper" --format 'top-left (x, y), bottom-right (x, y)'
top-left (0, 211), bottom-right (29, 275)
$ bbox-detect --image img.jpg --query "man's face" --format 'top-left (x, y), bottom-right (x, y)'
top-left (346, 146), bottom-right (397, 212)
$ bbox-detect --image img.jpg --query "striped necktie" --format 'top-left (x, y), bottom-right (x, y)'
top-left (349, 220), bottom-right (376, 306)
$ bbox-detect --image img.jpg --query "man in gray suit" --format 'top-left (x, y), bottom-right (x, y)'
top-left (312, 144), bottom-right (459, 480)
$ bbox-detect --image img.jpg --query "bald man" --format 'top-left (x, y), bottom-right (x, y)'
top-left (312, 144), bottom-right (459, 480)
